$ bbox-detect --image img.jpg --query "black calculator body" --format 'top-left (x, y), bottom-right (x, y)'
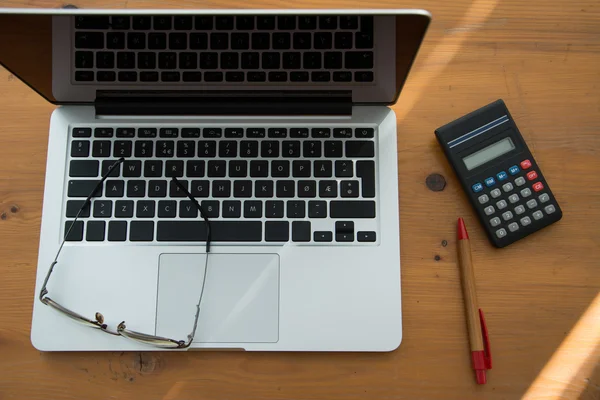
top-left (435, 99), bottom-right (562, 247)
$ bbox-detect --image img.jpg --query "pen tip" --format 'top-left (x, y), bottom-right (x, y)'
top-left (457, 217), bottom-right (469, 240)
top-left (476, 370), bottom-right (487, 384)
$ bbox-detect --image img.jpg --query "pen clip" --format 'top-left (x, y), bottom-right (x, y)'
top-left (479, 308), bottom-right (492, 370)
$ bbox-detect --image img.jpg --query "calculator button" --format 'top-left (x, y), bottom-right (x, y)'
top-left (544, 204), bottom-right (556, 214)
top-left (508, 222), bottom-right (519, 232)
top-left (502, 182), bottom-right (514, 192)
top-left (508, 194), bottom-right (520, 204)
top-left (502, 211), bottom-right (513, 221)
top-left (472, 182), bottom-right (484, 193)
top-left (520, 216), bottom-right (532, 226)
top-left (496, 171), bottom-right (508, 181)
top-left (515, 177), bottom-right (526, 187)
top-left (520, 188), bottom-right (532, 198)
top-left (495, 228), bottom-right (507, 238)
top-left (478, 194), bottom-right (489, 204)
top-left (532, 182), bottom-right (544, 192)
top-left (508, 165), bottom-right (520, 175)
top-left (532, 210), bottom-right (544, 220)
top-left (484, 206), bottom-right (495, 216)
top-left (538, 193), bottom-right (550, 203)
top-left (496, 200), bottom-right (507, 210)
top-left (490, 189), bottom-right (502, 198)
top-left (520, 159), bottom-right (532, 170)
top-left (489, 217), bottom-right (501, 227)
top-left (526, 170), bottom-right (538, 181)
top-left (514, 205), bottom-right (526, 215)
top-left (484, 177), bottom-right (496, 187)
top-left (526, 199), bottom-right (538, 209)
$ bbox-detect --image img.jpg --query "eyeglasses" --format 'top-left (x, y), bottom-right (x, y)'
top-left (39, 158), bottom-right (212, 348)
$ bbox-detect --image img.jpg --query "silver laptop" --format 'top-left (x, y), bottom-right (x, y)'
top-left (0, 9), bottom-right (430, 351)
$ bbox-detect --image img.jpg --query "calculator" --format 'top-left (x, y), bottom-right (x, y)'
top-left (435, 99), bottom-right (562, 247)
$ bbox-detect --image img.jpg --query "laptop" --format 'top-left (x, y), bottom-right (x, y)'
top-left (0, 9), bottom-right (430, 351)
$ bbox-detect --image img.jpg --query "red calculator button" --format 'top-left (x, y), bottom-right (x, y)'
top-left (532, 182), bottom-right (544, 192)
top-left (520, 159), bottom-right (532, 169)
top-left (527, 170), bottom-right (538, 181)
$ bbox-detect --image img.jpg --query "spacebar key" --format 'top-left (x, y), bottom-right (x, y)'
top-left (330, 201), bottom-right (376, 218)
top-left (157, 221), bottom-right (262, 242)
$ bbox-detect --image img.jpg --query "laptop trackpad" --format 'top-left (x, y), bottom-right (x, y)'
top-left (156, 253), bottom-right (279, 344)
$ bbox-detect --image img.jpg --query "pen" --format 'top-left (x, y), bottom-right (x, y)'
top-left (457, 218), bottom-right (492, 384)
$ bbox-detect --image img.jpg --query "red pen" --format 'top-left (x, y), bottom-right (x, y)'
top-left (457, 218), bottom-right (492, 384)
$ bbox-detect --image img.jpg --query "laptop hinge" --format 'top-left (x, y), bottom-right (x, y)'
top-left (94, 90), bottom-right (352, 116)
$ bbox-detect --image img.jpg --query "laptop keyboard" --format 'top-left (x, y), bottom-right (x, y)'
top-left (65, 126), bottom-right (378, 244)
top-left (73, 15), bottom-right (375, 84)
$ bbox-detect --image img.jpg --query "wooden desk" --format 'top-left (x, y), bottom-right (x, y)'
top-left (0, 1), bottom-right (598, 399)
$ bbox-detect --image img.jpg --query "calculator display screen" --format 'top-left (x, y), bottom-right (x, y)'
top-left (463, 137), bottom-right (515, 170)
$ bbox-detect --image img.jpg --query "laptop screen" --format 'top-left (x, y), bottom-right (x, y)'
top-left (0, 10), bottom-right (429, 105)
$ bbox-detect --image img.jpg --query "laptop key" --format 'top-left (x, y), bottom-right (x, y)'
top-left (73, 128), bottom-right (92, 138)
top-left (195, 16), bottom-right (213, 30)
top-left (298, 181), bottom-right (317, 198)
top-left (93, 200), bottom-right (112, 218)
top-left (201, 200), bottom-right (219, 217)
top-left (191, 180), bottom-right (210, 197)
top-left (67, 180), bottom-right (102, 197)
top-left (118, 72), bottom-right (137, 82)
top-left (314, 160), bottom-right (333, 177)
top-left (292, 221), bottom-right (311, 242)
top-left (132, 16), bottom-right (151, 30)
top-left (154, 16), bottom-right (171, 30)
top-left (177, 141), bottom-right (195, 157)
top-left (219, 141), bottom-right (237, 158)
top-left (127, 180), bottom-right (146, 197)
top-left (66, 200), bottom-right (91, 218)
top-left (148, 180), bottom-right (167, 197)
top-left (135, 141), bottom-right (153, 157)
top-left (236, 16), bottom-right (254, 30)
top-left (265, 221), bottom-right (289, 242)
top-left (198, 141), bottom-right (217, 157)
top-left (319, 180), bottom-right (338, 197)
top-left (65, 221), bottom-right (84, 241)
top-left (140, 72), bottom-right (159, 82)
top-left (262, 53), bottom-right (280, 69)
top-left (86, 221), bottom-right (105, 242)
top-left (204, 72), bottom-right (223, 82)
top-left (75, 16), bottom-right (109, 29)
top-left (346, 141), bottom-right (375, 158)
top-left (273, 32), bottom-right (291, 49)
top-left (226, 72), bottom-right (244, 82)
top-left (345, 51), bottom-right (374, 69)
top-left (308, 200), bottom-right (327, 218)
top-left (116, 128), bottom-right (135, 138)
top-left (324, 141), bottom-right (343, 157)
top-left (272, 160), bottom-right (290, 177)
top-left (159, 52), bottom-right (177, 69)
top-left (299, 16), bottom-right (317, 30)
top-left (165, 161), bottom-right (184, 177)
top-left (341, 180), bottom-right (360, 198)
top-left (244, 201), bottom-right (262, 218)
top-left (105, 180), bottom-right (124, 198)
top-left (311, 128), bottom-right (331, 138)
top-left (130, 221), bottom-right (154, 242)
top-left (241, 141), bottom-right (259, 158)
top-left (179, 201), bottom-right (198, 218)
top-left (117, 52), bottom-right (135, 69)
top-left (106, 221), bottom-right (126, 242)
top-left (182, 128), bottom-right (201, 138)
top-left (250, 161), bottom-right (269, 177)
top-left (136, 200), bottom-right (155, 218)
top-left (75, 71), bottom-right (94, 82)
top-left (211, 33), bottom-right (228, 50)
top-left (355, 32), bottom-right (374, 49)
top-left (75, 51), bottom-right (94, 68)
top-left (330, 200), bottom-right (376, 218)
top-left (334, 32), bottom-right (353, 49)
top-left (233, 180), bottom-right (252, 197)
top-left (207, 160), bottom-right (226, 177)
top-left (187, 161), bottom-right (205, 177)
top-left (229, 160), bottom-right (247, 177)
top-left (292, 160), bottom-right (311, 177)
top-left (174, 15), bottom-right (193, 30)
top-left (212, 181), bottom-right (231, 197)
top-left (314, 32), bottom-right (332, 49)
top-left (127, 32), bottom-right (145, 50)
top-left (101, 160), bottom-right (121, 177)
top-left (266, 201), bottom-right (284, 218)
top-left (335, 160), bottom-right (353, 177)
top-left (252, 33), bottom-right (270, 50)
top-left (269, 72), bottom-right (287, 82)
top-left (71, 141), bottom-right (90, 158)
top-left (314, 231), bottom-right (332, 242)
top-left (189, 33), bottom-right (208, 50)
top-left (122, 160), bottom-right (141, 177)
top-left (75, 32), bottom-right (103, 49)
top-left (157, 141), bottom-right (174, 157)
top-left (114, 141), bottom-right (132, 157)
top-left (358, 231), bottom-right (376, 242)
top-left (303, 52), bottom-right (321, 69)
top-left (261, 141), bottom-right (279, 157)
top-left (169, 33), bottom-right (187, 50)
top-left (333, 71), bottom-right (352, 82)
top-left (158, 201), bottom-right (177, 218)
top-left (255, 180), bottom-right (274, 198)
top-left (70, 160), bottom-right (99, 177)
top-left (283, 52), bottom-right (301, 69)
top-left (94, 128), bottom-right (114, 138)
top-left (303, 141), bottom-right (322, 157)
top-left (247, 72), bottom-right (266, 82)
top-left (143, 160), bottom-right (162, 177)
top-left (287, 200), bottom-right (305, 218)
top-left (355, 71), bottom-right (374, 82)
top-left (319, 16), bottom-right (337, 29)
top-left (293, 33), bottom-right (311, 49)
top-left (169, 180), bottom-right (188, 198)
top-left (356, 160), bottom-right (375, 198)
top-left (324, 52), bottom-right (343, 69)
top-left (222, 201), bottom-right (242, 218)
top-left (276, 180), bottom-right (295, 198)
top-left (290, 71), bottom-right (309, 82)
top-left (148, 33), bottom-right (167, 49)
top-left (115, 200), bottom-right (134, 218)
top-left (92, 141), bottom-right (111, 157)
top-left (158, 221), bottom-right (262, 241)
top-left (283, 141), bottom-right (301, 157)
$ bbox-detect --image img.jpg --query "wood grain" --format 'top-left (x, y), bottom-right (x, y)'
top-left (458, 237), bottom-right (484, 352)
top-left (0, 1), bottom-right (599, 400)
